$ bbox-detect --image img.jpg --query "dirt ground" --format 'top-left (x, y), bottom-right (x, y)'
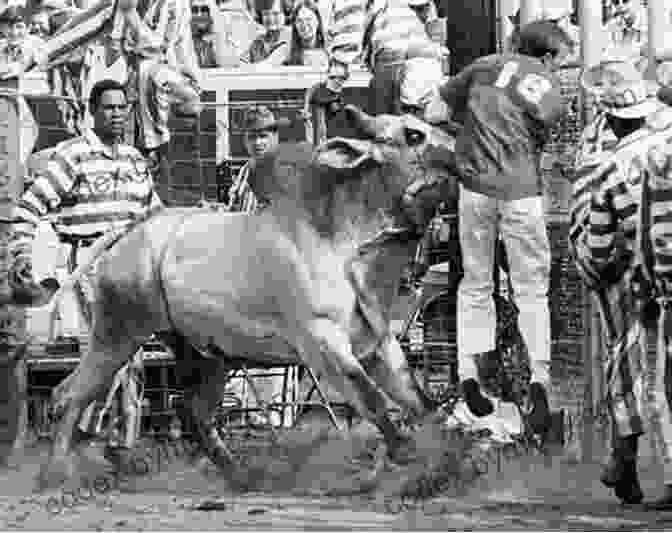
top-left (3, 422), bottom-right (672, 531)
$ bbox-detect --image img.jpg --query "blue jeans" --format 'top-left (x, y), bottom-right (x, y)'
top-left (457, 186), bottom-right (551, 387)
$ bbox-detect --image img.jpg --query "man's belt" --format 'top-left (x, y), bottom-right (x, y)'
top-left (58, 233), bottom-right (104, 248)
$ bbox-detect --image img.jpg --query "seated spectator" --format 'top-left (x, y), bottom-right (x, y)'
top-left (0, 7), bottom-right (43, 78)
top-left (28, 8), bottom-right (52, 38)
top-left (191, 0), bottom-right (235, 67)
top-left (240, 0), bottom-right (290, 65)
top-left (283, 0), bottom-right (326, 68)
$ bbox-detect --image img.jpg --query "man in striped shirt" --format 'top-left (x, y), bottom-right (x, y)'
top-left (9, 79), bottom-right (162, 463)
top-left (310, 0), bottom-right (445, 117)
top-left (570, 60), bottom-right (672, 507)
top-left (10, 78), bottom-right (162, 308)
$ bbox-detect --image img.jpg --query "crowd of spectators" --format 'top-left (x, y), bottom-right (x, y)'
top-left (0, 0), bottom-right (442, 71)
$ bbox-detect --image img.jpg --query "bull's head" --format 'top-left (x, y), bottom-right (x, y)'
top-left (248, 106), bottom-right (459, 237)
top-left (338, 105), bottom-right (460, 229)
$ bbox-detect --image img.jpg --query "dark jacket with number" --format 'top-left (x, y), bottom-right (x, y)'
top-left (439, 53), bottom-right (566, 200)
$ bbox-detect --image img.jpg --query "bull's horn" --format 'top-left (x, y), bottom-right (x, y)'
top-left (344, 105), bottom-right (379, 139)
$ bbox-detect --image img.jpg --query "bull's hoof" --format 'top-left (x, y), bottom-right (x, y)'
top-left (35, 455), bottom-right (76, 492)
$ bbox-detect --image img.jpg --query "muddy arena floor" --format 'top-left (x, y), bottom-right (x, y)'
top-left (3, 419), bottom-right (672, 531)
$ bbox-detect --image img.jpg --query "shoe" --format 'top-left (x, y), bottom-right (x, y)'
top-left (11, 277), bottom-right (59, 307)
top-left (614, 459), bottom-right (643, 505)
top-left (461, 378), bottom-right (494, 417)
top-left (526, 382), bottom-right (551, 436)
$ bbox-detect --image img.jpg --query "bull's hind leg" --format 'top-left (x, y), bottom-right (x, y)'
top-left (37, 331), bottom-right (139, 491)
top-left (161, 333), bottom-right (239, 474)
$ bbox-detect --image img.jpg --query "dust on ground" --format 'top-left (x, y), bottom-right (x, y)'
top-left (3, 418), bottom-right (672, 530)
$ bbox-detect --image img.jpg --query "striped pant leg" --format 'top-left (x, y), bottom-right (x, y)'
top-left (652, 313), bottom-right (672, 484)
top-left (607, 320), bottom-right (646, 440)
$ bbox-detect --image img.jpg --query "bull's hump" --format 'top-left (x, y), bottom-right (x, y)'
top-left (248, 142), bottom-right (315, 203)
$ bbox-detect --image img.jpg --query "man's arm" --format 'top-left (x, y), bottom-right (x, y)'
top-left (10, 151), bottom-right (75, 264)
top-left (582, 163), bottom-right (637, 281)
top-left (437, 60), bottom-right (477, 115)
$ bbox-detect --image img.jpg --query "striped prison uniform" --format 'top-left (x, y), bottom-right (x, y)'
top-left (11, 130), bottom-right (160, 447)
top-left (227, 162), bottom-right (263, 213)
top-left (326, 0), bottom-right (442, 115)
top-left (11, 129), bottom-right (161, 262)
top-left (570, 108), bottom-right (672, 481)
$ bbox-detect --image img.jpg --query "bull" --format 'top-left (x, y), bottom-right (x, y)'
top-left (38, 106), bottom-right (458, 490)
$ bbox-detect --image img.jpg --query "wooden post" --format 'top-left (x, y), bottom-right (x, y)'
top-left (577, 0), bottom-right (603, 464)
top-left (0, 78), bottom-right (35, 461)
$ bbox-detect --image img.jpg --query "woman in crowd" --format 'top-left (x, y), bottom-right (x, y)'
top-left (241, 0), bottom-right (290, 65)
top-left (284, 0), bottom-right (326, 67)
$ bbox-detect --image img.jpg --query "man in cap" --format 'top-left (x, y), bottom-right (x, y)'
top-left (225, 105), bottom-right (286, 424)
top-left (571, 59), bottom-right (672, 506)
top-left (227, 105), bottom-right (284, 212)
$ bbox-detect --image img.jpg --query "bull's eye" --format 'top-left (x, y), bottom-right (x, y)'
top-left (404, 128), bottom-right (425, 147)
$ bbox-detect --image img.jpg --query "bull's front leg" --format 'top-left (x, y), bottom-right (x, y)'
top-left (305, 318), bottom-right (416, 466)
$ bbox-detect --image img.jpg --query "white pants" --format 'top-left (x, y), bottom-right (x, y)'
top-left (51, 244), bottom-right (99, 338)
top-left (457, 186), bottom-right (552, 387)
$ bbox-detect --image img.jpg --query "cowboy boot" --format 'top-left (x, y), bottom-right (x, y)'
top-left (603, 436), bottom-right (643, 505)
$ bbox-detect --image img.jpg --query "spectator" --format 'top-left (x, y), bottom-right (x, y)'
top-left (225, 106), bottom-right (287, 425)
top-left (118, 0), bottom-right (202, 160)
top-left (190, 0), bottom-right (232, 67)
top-left (539, 4), bottom-right (580, 64)
top-left (602, 0), bottom-right (647, 62)
top-left (28, 8), bottom-right (52, 38)
top-left (240, 0), bottom-right (290, 65)
top-left (284, 0), bottom-right (326, 67)
top-left (281, 0), bottom-right (295, 22)
top-left (0, 6), bottom-right (43, 78)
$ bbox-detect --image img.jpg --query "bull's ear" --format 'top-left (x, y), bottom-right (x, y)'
top-left (313, 137), bottom-right (384, 171)
top-left (247, 142), bottom-right (314, 202)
